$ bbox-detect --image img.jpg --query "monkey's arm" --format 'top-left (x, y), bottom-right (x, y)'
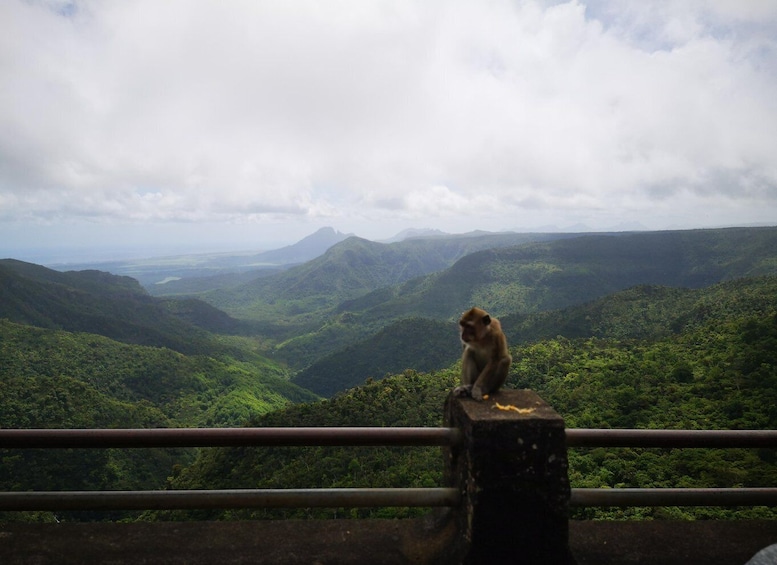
top-left (460, 351), bottom-right (479, 385)
top-left (453, 350), bottom-right (479, 397)
top-left (471, 355), bottom-right (512, 400)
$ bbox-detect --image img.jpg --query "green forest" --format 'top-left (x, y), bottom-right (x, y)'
top-left (159, 300), bottom-right (777, 522)
top-left (1, 227), bottom-right (777, 523)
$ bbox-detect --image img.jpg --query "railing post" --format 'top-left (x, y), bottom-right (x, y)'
top-left (444, 389), bottom-right (573, 565)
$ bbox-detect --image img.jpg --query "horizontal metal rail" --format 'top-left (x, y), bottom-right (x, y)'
top-left (567, 430), bottom-right (777, 508)
top-left (0, 427), bottom-right (461, 512)
top-left (4, 427), bottom-right (774, 450)
top-left (0, 488), bottom-right (461, 511)
top-left (0, 427), bottom-right (462, 449)
top-left (571, 488), bottom-right (777, 507)
top-left (7, 487), bottom-right (774, 511)
top-left (565, 428), bottom-right (777, 448)
top-left (4, 427), bottom-right (777, 512)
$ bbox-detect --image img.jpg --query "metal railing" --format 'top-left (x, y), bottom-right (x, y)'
top-left (565, 428), bottom-right (777, 448)
top-left (0, 488), bottom-right (460, 512)
top-left (0, 427), bottom-right (462, 511)
top-left (566, 428), bottom-right (777, 507)
top-left (1, 426), bottom-right (777, 511)
top-left (0, 427), bottom-right (462, 449)
top-left (570, 488), bottom-right (777, 507)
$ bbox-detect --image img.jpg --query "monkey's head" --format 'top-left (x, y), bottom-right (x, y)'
top-left (459, 307), bottom-right (492, 345)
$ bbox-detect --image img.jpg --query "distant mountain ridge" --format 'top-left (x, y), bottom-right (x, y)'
top-left (333, 226), bottom-right (777, 323)
top-left (147, 229), bottom-right (577, 296)
top-left (51, 227), bottom-right (353, 288)
top-left (381, 227), bottom-right (449, 242)
top-left (200, 231), bottom-right (577, 323)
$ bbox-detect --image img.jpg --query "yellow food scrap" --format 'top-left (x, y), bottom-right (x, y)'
top-left (494, 403), bottom-right (535, 415)
top-left (482, 394), bottom-right (489, 400)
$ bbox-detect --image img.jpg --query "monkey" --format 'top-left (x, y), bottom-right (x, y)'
top-left (453, 307), bottom-right (512, 401)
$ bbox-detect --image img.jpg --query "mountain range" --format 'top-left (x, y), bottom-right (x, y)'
top-left (192, 226), bottom-right (777, 388)
top-left (8, 226), bottom-right (777, 396)
top-left (3, 224), bottom-right (777, 518)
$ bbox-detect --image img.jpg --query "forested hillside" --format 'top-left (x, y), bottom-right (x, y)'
top-left (293, 276), bottom-right (777, 396)
top-left (0, 319), bottom-right (318, 522)
top-left (162, 300), bottom-right (777, 522)
top-left (291, 317), bottom-right (459, 396)
top-left (0, 259), bottom-right (254, 355)
top-left (0, 320), bottom-right (315, 428)
top-left (338, 227), bottom-right (777, 323)
top-left (504, 274), bottom-right (777, 344)
top-left (0, 261), bottom-right (320, 512)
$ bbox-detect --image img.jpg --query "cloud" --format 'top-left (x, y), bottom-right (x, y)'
top-left (1, 0), bottom-right (776, 239)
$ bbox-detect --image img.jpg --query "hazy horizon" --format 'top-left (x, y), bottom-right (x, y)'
top-left (4, 221), bottom-right (777, 268)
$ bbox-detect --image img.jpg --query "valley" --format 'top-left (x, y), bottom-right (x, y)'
top-left (2, 225), bottom-right (777, 522)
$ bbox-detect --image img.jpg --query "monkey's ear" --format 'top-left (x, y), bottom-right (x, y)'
top-left (482, 314), bottom-right (491, 325)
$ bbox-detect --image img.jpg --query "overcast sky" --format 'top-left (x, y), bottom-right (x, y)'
top-left (2, 0), bottom-right (777, 263)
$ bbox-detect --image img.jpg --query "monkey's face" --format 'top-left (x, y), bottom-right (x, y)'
top-left (460, 321), bottom-right (477, 344)
top-left (459, 309), bottom-right (491, 344)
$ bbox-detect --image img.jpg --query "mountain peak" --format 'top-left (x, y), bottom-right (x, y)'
top-left (300, 227), bottom-right (351, 242)
top-left (384, 228), bottom-right (448, 243)
top-left (252, 227), bottom-right (353, 265)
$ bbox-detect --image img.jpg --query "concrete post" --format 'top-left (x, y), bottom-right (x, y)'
top-left (443, 389), bottom-right (573, 565)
